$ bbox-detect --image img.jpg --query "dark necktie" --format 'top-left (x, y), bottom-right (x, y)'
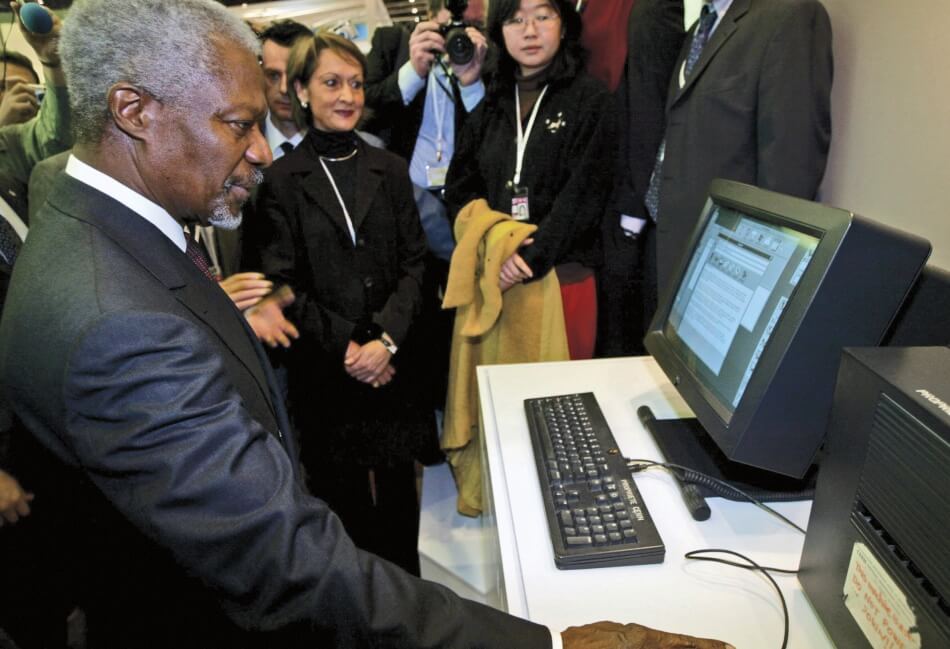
top-left (0, 215), bottom-right (23, 266)
top-left (185, 234), bottom-right (216, 281)
top-left (644, 4), bottom-right (719, 221)
top-left (279, 141), bottom-right (295, 157)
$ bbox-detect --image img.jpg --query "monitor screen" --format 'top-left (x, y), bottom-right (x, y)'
top-left (664, 206), bottom-right (819, 419)
top-left (644, 179), bottom-right (930, 478)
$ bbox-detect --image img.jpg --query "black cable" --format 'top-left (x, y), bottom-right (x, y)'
top-left (626, 458), bottom-right (807, 535)
top-left (685, 549), bottom-right (794, 649)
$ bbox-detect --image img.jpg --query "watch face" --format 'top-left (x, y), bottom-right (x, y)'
top-left (380, 336), bottom-right (397, 355)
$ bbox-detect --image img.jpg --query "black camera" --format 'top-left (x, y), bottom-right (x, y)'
top-left (439, 0), bottom-right (475, 66)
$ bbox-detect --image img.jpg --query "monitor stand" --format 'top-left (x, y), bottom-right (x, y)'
top-left (638, 406), bottom-right (818, 502)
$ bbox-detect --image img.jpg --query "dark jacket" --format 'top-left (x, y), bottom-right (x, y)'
top-left (444, 71), bottom-right (617, 280)
top-left (655, 0), bottom-right (833, 291)
top-left (0, 172), bottom-right (551, 648)
top-left (247, 133), bottom-right (434, 463)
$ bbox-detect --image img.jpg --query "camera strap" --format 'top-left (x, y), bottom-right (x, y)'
top-left (513, 84), bottom-right (549, 187)
top-left (430, 67), bottom-right (450, 163)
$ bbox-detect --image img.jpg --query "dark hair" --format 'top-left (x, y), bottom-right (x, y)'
top-left (0, 51), bottom-right (39, 84)
top-left (427, 0), bottom-right (444, 16)
top-left (286, 31), bottom-right (368, 130)
top-left (486, 0), bottom-right (585, 95)
top-left (259, 19), bottom-right (313, 48)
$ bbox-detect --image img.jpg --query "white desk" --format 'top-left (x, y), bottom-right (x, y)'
top-left (476, 356), bottom-right (835, 649)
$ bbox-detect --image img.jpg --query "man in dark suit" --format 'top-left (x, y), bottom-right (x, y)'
top-left (649, 0), bottom-right (832, 297)
top-left (258, 19), bottom-right (313, 160)
top-left (595, 0), bottom-right (685, 356)
top-left (0, 1), bottom-right (732, 648)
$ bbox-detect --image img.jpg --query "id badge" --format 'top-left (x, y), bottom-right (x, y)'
top-left (426, 164), bottom-right (449, 188)
top-left (511, 186), bottom-right (530, 222)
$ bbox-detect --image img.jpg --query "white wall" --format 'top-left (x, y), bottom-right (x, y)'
top-left (819, 0), bottom-right (950, 269)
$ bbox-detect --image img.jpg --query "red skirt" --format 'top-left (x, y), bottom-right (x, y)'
top-left (559, 269), bottom-right (597, 360)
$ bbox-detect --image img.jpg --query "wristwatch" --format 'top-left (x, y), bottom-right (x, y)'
top-left (380, 333), bottom-right (398, 356)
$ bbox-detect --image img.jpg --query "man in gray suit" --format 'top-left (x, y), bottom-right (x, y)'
top-left (649, 0), bottom-right (832, 296)
top-left (0, 1), bottom-right (732, 648)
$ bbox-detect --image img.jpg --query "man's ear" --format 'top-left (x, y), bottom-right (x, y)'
top-left (107, 83), bottom-right (160, 141)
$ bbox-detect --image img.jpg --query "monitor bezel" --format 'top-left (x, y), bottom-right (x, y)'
top-left (645, 179), bottom-right (854, 457)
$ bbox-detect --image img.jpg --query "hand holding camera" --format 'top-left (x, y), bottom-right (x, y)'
top-left (408, 0), bottom-right (486, 86)
top-left (0, 81), bottom-right (41, 127)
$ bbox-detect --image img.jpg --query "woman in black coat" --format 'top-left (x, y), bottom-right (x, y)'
top-left (445, 0), bottom-right (617, 359)
top-left (248, 32), bottom-right (434, 576)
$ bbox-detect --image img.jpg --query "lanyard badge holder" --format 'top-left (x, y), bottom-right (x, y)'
top-left (510, 85), bottom-right (549, 222)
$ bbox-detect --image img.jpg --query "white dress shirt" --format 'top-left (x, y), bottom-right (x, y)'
top-left (65, 154), bottom-right (186, 252)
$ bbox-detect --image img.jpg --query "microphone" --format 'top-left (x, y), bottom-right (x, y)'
top-left (19, 3), bottom-right (53, 35)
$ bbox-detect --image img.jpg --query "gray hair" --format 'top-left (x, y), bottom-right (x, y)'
top-left (60, 0), bottom-right (261, 144)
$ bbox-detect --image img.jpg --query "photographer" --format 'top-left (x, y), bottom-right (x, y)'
top-left (364, 0), bottom-right (489, 411)
top-left (0, 51), bottom-right (40, 127)
top-left (365, 0), bottom-right (488, 165)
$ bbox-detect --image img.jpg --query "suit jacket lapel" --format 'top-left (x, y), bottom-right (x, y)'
top-left (47, 175), bottom-right (285, 439)
top-left (300, 166), bottom-right (356, 245)
top-left (670, 0), bottom-right (750, 107)
top-left (350, 148), bottom-right (383, 235)
top-left (296, 142), bottom-right (383, 243)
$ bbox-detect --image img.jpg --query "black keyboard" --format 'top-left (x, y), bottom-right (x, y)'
top-left (524, 392), bottom-right (665, 569)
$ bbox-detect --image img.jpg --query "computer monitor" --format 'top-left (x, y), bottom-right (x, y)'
top-left (643, 179), bottom-right (931, 484)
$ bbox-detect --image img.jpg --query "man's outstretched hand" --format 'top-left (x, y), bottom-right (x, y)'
top-left (563, 622), bottom-right (734, 649)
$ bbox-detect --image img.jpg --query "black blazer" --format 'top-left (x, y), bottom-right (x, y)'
top-left (364, 25), bottom-right (475, 162)
top-left (655, 0), bottom-right (833, 292)
top-left (246, 133), bottom-right (435, 463)
top-left (0, 173), bottom-right (550, 648)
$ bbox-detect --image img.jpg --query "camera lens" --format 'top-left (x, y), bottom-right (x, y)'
top-left (445, 26), bottom-right (474, 66)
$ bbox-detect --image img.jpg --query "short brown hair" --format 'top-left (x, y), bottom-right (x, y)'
top-left (286, 31), bottom-right (367, 130)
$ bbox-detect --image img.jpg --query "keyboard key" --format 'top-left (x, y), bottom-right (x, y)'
top-left (566, 535), bottom-right (592, 546)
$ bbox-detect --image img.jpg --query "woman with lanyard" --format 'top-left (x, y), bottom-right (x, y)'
top-left (444, 0), bottom-right (617, 358)
top-left (249, 32), bottom-right (435, 576)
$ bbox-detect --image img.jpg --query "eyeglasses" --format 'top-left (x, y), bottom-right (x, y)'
top-left (501, 11), bottom-right (560, 31)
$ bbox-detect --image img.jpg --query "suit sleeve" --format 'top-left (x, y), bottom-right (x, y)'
top-left (755, 0), bottom-right (833, 199)
top-left (247, 173), bottom-right (359, 358)
top-left (363, 27), bottom-right (412, 137)
top-left (520, 86), bottom-right (619, 278)
top-left (611, 0), bottom-right (685, 218)
top-left (62, 310), bottom-right (552, 648)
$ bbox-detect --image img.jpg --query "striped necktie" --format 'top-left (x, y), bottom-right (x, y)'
top-left (185, 233), bottom-right (216, 281)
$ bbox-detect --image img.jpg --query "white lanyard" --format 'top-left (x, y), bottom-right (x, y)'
top-left (513, 84), bottom-right (549, 187)
top-left (318, 157), bottom-right (357, 246)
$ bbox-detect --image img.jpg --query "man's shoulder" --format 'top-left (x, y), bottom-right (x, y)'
top-left (747, 0), bottom-right (829, 20)
top-left (371, 24), bottom-right (410, 50)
